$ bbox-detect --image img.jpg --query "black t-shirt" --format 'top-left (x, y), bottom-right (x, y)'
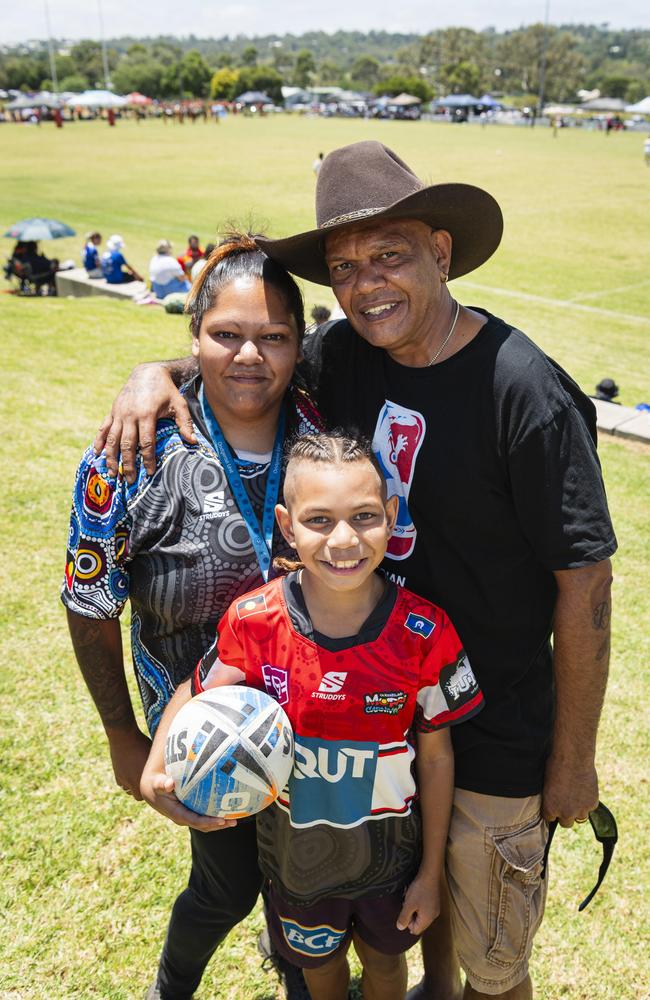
top-left (302, 311), bottom-right (617, 796)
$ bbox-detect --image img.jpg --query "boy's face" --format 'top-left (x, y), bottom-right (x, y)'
top-left (276, 460), bottom-right (398, 593)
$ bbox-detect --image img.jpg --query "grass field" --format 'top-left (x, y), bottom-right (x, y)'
top-left (1, 117), bottom-right (649, 999)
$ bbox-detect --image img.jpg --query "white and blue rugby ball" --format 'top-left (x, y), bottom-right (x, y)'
top-left (164, 686), bottom-right (294, 819)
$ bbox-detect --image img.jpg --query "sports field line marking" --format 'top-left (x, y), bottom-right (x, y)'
top-left (458, 280), bottom-right (648, 325)
top-left (569, 279), bottom-right (650, 303)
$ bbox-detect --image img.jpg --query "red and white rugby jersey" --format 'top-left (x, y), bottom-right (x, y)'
top-left (192, 573), bottom-right (483, 904)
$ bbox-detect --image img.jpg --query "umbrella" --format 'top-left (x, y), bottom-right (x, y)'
top-left (66, 90), bottom-right (127, 108)
top-left (126, 92), bottom-right (153, 106)
top-left (4, 218), bottom-right (76, 241)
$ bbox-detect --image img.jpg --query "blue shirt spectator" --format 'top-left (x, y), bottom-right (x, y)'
top-left (82, 232), bottom-right (102, 277)
top-left (100, 235), bottom-right (142, 284)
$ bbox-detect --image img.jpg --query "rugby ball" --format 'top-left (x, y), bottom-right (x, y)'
top-left (164, 686), bottom-right (294, 819)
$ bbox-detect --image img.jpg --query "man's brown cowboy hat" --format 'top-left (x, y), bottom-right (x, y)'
top-left (256, 140), bottom-right (504, 286)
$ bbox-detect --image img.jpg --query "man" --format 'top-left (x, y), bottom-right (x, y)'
top-left (177, 235), bottom-right (204, 276)
top-left (95, 141), bottom-right (616, 999)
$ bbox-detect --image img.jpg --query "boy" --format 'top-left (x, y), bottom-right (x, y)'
top-left (141, 433), bottom-right (483, 1000)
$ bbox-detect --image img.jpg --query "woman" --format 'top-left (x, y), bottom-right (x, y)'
top-left (63, 234), bottom-right (320, 1000)
top-left (82, 231), bottom-right (103, 277)
top-left (149, 239), bottom-right (191, 299)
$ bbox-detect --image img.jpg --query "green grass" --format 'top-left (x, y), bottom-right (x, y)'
top-left (1, 118), bottom-right (649, 999)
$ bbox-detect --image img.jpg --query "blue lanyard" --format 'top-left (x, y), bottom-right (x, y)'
top-left (198, 385), bottom-right (285, 582)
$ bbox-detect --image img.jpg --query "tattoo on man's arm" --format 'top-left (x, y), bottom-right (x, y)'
top-left (595, 637), bottom-right (610, 662)
top-left (592, 602), bottom-right (610, 630)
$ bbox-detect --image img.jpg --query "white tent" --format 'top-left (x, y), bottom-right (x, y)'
top-left (579, 97), bottom-right (627, 112)
top-left (66, 90), bottom-right (127, 108)
top-left (388, 93), bottom-right (422, 106)
top-left (6, 91), bottom-right (63, 110)
top-left (626, 96), bottom-right (650, 114)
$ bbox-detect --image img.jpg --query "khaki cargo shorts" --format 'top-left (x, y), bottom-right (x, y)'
top-left (446, 788), bottom-right (549, 996)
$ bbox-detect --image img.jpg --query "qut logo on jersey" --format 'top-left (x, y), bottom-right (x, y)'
top-left (372, 400), bottom-right (425, 561)
top-left (290, 736), bottom-right (378, 826)
top-left (440, 652), bottom-right (479, 709)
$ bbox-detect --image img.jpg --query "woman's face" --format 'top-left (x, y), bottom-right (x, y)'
top-left (192, 276), bottom-right (302, 424)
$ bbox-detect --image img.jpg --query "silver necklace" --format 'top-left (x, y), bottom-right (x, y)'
top-left (427, 300), bottom-right (460, 366)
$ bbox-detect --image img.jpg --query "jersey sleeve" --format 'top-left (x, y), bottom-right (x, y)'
top-left (192, 605), bottom-right (247, 695)
top-left (60, 447), bottom-right (131, 619)
top-left (415, 612), bottom-right (484, 732)
top-left (508, 401), bottom-right (617, 571)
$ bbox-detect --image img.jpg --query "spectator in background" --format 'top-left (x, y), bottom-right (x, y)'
top-left (190, 242), bottom-right (215, 282)
top-left (178, 235), bottom-right (204, 276)
top-left (101, 235), bottom-right (143, 284)
top-left (10, 240), bottom-right (59, 294)
top-left (312, 152), bottom-right (324, 175)
top-left (82, 232), bottom-right (103, 278)
top-left (149, 240), bottom-right (191, 299)
top-left (593, 378), bottom-right (620, 404)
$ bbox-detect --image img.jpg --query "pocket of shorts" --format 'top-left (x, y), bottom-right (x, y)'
top-left (485, 814), bottom-right (548, 971)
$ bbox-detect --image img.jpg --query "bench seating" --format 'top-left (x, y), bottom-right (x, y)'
top-left (593, 398), bottom-right (650, 444)
top-left (55, 267), bottom-right (147, 300)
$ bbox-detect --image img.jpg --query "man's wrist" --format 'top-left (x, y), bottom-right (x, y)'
top-left (547, 744), bottom-right (596, 770)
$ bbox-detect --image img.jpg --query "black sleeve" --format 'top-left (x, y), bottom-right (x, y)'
top-left (300, 320), bottom-right (343, 406)
top-left (508, 403), bottom-right (617, 570)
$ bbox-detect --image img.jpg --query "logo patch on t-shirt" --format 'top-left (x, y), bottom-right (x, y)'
top-left (364, 691), bottom-right (408, 715)
top-left (439, 653), bottom-right (479, 708)
top-left (261, 664), bottom-right (289, 705)
top-left (200, 489), bottom-right (229, 520)
top-left (236, 593), bottom-right (268, 619)
top-left (372, 400), bottom-right (426, 561)
top-left (280, 917), bottom-right (347, 958)
top-left (404, 612), bottom-right (435, 638)
top-left (291, 736), bottom-right (378, 826)
top-left (312, 671), bottom-right (348, 701)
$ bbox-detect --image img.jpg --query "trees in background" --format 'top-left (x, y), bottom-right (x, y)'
top-left (0, 26), bottom-right (647, 104)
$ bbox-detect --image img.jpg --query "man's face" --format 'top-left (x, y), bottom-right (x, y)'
top-left (324, 218), bottom-right (449, 357)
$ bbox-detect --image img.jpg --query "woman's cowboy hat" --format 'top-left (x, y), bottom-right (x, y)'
top-left (257, 140), bottom-right (503, 286)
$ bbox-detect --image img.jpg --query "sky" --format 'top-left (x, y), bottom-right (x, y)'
top-left (4, 0), bottom-right (649, 46)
